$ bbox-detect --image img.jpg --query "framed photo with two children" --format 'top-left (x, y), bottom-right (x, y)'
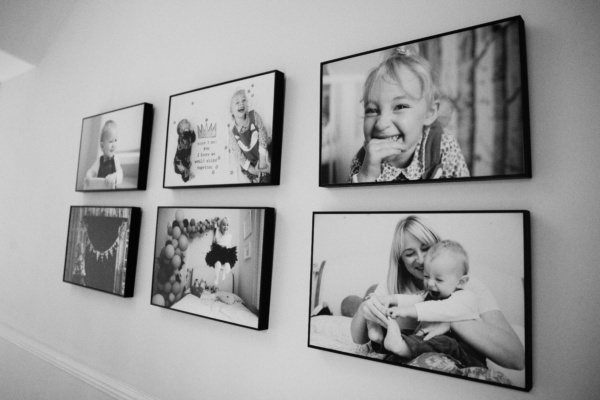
top-left (319, 16), bottom-right (531, 187)
top-left (308, 210), bottom-right (531, 391)
top-left (75, 103), bottom-right (154, 192)
top-left (163, 71), bottom-right (285, 189)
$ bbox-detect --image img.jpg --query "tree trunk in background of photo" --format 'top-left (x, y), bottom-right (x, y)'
top-left (492, 24), bottom-right (508, 175)
top-left (504, 21), bottom-right (525, 175)
top-left (457, 31), bottom-right (476, 172)
top-left (422, 20), bottom-right (523, 177)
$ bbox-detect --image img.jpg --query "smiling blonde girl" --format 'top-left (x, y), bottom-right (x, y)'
top-left (349, 45), bottom-right (469, 183)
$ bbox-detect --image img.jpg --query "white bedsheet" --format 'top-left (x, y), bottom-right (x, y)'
top-left (171, 294), bottom-right (258, 328)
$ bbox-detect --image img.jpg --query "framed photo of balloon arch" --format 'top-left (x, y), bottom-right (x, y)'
top-left (319, 16), bottom-right (531, 187)
top-left (163, 70), bottom-right (285, 189)
top-left (308, 210), bottom-right (531, 391)
top-left (150, 207), bottom-right (275, 331)
top-left (63, 206), bottom-right (142, 297)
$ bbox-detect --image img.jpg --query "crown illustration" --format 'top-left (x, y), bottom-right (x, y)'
top-left (197, 122), bottom-right (217, 138)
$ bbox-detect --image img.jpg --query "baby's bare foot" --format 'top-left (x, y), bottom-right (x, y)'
top-left (384, 318), bottom-right (410, 357)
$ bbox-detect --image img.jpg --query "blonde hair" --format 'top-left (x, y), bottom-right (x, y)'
top-left (426, 240), bottom-right (470, 276)
top-left (100, 120), bottom-right (117, 142)
top-left (177, 119), bottom-right (192, 135)
top-left (230, 89), bottom-right (247, 116)
top-left (387, 215), bottom-right (441, 294)
top-left (363, 44), bottom-right (439, 109)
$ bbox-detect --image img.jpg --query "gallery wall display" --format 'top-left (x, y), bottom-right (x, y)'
top-left (75, 103), bottom-right (154, 192)
top-left (150, 207), bottom-right (275, 330)
top-left (63, 206), bottom-right (142, 297)
top-left (163, 71), bottom-right (285, 189)
top-left (319, 16), bottom-right (530, 187)
top-left (309, 211), bottom-right (531, 391)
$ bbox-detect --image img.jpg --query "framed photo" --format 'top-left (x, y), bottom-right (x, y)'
top-left (163, 70), bottom-right (285, 188)
top-left (150, 207), bottom-right (275, 330)
top-left (309, 211), bottom-right (531, 391)
top-left (63, 206), bottom-right (142, 297)
top-left (319, 16), bottom-right (530, 186)
top-left (75, 103), bottom-right (153, 192)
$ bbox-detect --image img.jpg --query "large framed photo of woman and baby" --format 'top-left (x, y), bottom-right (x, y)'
top-left (75, 103), bottom-right (154, 192)
top-left (63, 206), bottom-right (142, 297)
top-left (150, 207), bottom-right (275, 330)
top-left (309, 211), bottom-right (531, 391)
top-left (319, 16), bottom-right (531, 186)
top-left (163, 71), bottom-right (285, 189)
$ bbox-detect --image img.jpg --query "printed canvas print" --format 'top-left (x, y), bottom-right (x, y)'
top-left (150, 207), bottom-right (275, 330)
top-left (320, 17), bottom-right (530, 186)
top-left (63, 206), bottom-right (141, 297)
top-left (75, 103), bottom-right (153, 192)
top-left (309, 211), bottom-right (531, 391)
top-left (164, 71), bottom-right (284, 188)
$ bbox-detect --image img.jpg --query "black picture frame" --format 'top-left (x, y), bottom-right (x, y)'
top-left (150, 207), bottom-right (275, 331)
top-left (309, 211), bottom-right (531, 391)
top-left (319, 16), bottom-right (531, 186)
top-left (63, 206), bottom-right (142, 297)
top-left (75, 103), bottom-right (153, 192)
top-left (163, 70), bottom-right (285, 189)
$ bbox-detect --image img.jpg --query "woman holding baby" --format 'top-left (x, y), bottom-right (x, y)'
top-left (350, 215), bottom-right (525, 370)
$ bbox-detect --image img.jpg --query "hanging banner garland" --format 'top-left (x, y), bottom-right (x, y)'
top-left (87, 239), bottom-right (119, 262)
top-left (81, 219), bottom-right (128, 262)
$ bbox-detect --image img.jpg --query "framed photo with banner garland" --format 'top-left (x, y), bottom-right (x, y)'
top-left (150, 207), bottom-right (275, 331)
top-left (319, 16), bottom-right (531, 187)
top-left (63, 206), bottom-right (142, 297)
top-left (163, 71), bottom-right (285, 188)
top-left (309, 210), bottom-right (531, 391)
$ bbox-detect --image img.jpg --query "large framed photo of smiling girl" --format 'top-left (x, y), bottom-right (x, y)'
top-left (309, 211), bottom-right (531, 391)
top-left (319, 16), bottom-right (531, 187)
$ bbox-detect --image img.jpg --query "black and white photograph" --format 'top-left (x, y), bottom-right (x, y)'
top-left (150, 207), bottom-right (275, 330)
top-left (63, 206), bottom-right (141, 297)
top-left (163, 71), bottom-right (285, 188)
top-left (309, 211), bottom-right (531, 391)
top-left (75, 103), bottom-right (153, 192)
top-left (320, 16), bottom-right (530, 186)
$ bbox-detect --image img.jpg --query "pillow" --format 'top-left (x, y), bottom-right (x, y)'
top-left (215, 291), bottom-right (243, 305)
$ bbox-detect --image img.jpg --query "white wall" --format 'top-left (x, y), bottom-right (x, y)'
top-left (1, 0), bottom-right (599, 399)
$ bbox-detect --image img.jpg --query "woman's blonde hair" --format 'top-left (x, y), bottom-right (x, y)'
top-left (387, 215), bottom-right (441, 294)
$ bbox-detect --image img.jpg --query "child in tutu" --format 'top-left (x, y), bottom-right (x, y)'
top-left (205, 217), bottom-right (238, 286)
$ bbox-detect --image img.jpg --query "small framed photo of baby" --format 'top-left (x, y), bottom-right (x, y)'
top-left (63, 206), bottom-right (142, 297)
top-left (308, 211), bottom-right (531, 391)
top-left (150, 207), bottom-right (275, 330)
top-left (319, 16), bottom-right (531, 187)
top-left (75, 103), bottom-right (154, 192)
top-left (163, 70), bottom-right (285, 189)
